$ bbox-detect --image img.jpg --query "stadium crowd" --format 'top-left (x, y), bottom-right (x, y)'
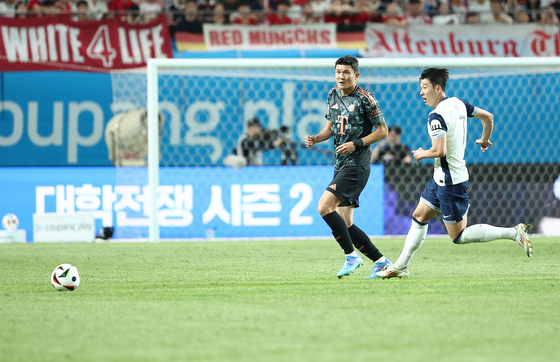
top-left (0, 0), bottom-right (559, 30)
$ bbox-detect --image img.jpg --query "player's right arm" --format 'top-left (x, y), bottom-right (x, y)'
top-left (305, 121), bottom-right (333, 147)
top-left (473, 107), bottom-right (494, 152)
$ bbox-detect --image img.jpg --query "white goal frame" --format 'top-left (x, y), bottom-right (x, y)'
top-left (146, 57), bottom-right (560, 242)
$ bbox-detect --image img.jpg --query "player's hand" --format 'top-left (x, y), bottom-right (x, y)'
top-left (304, 135), bottom-right (315, 148)
top-left (335, 142), bottom-right (356, 155)
top-left (412, 147), bottom-right (424, 165)
top-left (475, 139), bottom-right (493, 152)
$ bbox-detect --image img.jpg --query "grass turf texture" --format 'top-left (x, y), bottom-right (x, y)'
top-left (1, 238), bottom-right (559, 362)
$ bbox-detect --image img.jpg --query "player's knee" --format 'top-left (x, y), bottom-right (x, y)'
top-left (318, 204), bottom-right (335, 217)
top-left (412, 210), bottom-right (429, 224)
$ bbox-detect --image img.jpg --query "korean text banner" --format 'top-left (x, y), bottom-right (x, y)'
top-left (0, 15), bottom-right (172, 71)
top-left (0, 165), bottom-right (384, 240)
top-left (364, 24), bottom-right (560, 57)
top-left (203, 24), bottom-right (337, 50)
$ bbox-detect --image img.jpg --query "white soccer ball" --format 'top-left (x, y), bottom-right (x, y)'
top-left (51, 264), bottom-right (81, 291)
top-left (2, 213), bottom-right (19, 231)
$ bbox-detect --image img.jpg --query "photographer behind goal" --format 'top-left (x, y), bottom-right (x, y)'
top-left (233, 118), bottom-right (298, 166)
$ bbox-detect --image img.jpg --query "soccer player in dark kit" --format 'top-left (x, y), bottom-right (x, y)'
top-left (305, 55), bottom-right (392, 279)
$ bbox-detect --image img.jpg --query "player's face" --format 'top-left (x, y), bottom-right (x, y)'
top-left (419, 79), bottom-right (441, 108)
top-left (335, 65), bottom-right (359, 95)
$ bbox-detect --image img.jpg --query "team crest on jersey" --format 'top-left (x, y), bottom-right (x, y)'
top-left (331, 103), bottom-right (339, 109)
top-left (348, 104), bottom-right (355, 111)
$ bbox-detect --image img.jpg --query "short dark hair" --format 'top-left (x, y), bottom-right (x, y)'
top-left (335, 55), bottom-right (359, 73)
top-left (389, 126), bottom-right (402, 135)
top-left (77, 0), bottom-right (88, 7)
top-left (247, 118), bottom-right (261, 127)
top-left (420, 68), bottom-right (449, 91)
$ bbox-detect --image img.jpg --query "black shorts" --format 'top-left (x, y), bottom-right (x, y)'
top-left (326, 164), bottom-right (370, 208)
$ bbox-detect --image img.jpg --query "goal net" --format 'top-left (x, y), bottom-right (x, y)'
top-left (111, 58), bottom-right (560, 241)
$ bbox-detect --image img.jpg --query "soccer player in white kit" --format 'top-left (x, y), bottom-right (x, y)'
top-left (376, 68), bottom-right (532, 279)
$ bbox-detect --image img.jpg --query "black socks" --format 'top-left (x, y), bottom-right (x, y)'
top-left (347, 224), bottom-right (383, 262)
top-left (322, 212), bottom-right (354, 254)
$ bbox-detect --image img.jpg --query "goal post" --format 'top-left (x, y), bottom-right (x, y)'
top-left (143, 57), bottom-right (560, 242)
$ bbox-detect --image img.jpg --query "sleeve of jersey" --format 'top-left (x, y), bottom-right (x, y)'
top-left (461, 99), bottom-right (478, 117)
top-left (363, 92), bottom-right (385, 125)
top-left (324, 91), bottom-right (333, 121)
top-left (428, 113), bottom-right (447, 140)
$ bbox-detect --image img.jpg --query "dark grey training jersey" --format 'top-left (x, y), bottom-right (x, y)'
top-left (325, 85), bottom-right (385, 171)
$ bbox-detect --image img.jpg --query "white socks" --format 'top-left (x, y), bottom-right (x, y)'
top-left (346, 251), bottom-right (358, 257)
top-left (394, 219), bottom-right (428, 269)
top-left (456, 224), bottom-right (516, 244)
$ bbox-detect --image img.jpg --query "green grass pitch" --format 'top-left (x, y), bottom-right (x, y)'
top-left (1, 237), bottom-right (559, 362)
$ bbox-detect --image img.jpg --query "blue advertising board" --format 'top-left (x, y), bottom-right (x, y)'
top-left (1, 70), bottom-right (559, 167)
top-left (0, 165), bottom-right (384, 240)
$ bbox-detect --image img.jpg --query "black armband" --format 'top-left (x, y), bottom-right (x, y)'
top-left (352, 139), bottom-right (364, 149)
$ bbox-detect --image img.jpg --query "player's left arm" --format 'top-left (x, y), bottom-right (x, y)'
top-left (472, 107), bottom-right (494, 152)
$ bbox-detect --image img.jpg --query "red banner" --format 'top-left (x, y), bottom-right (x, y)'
top-left (0, 15), bottom-right (173, 71)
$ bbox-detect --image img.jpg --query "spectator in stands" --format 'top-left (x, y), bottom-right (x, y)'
top-left (126, 3), bottom-right (141, 22)
top-left (310, 0), bottom-right (330, 18)
top-left (432, 1), bottom-right (460, 24)
top-left (354, 0), bottom-right (382, 23)
top-left (481, 0), bottom-right (513, 23)
top-left (0, 0), bottom-right (18, 17)
top-left (74, 0), bottom-right (89, 19)
top-left (325, 0), bottom-right (358, 26)
top-left (287, 0), bottom-right (303, 23)
top-left (381, 2), bottom-right (406, 25)
top-left (108, 0), bottom-right (134, 20)
top-left (197, 0), bottom-right (216, 23)
top-left (450, 0), bottom-right (468, 22)
top-left (539, 5), bottom-right (559, 24)
top-left (42, 0), bottom-right (60, 16)
top-left (515, 9), bottom-right (531, 22)
top-left (55, 0), bottom-right (74, 18)
top-left (223, 0), bottom-right (240, 15)
top-left (424, 0), bottom-right (439, 18)
top-left (27, 0), bottom-right (45, 16)
top-left (265, 0), bottom-right (293, 24)
top-left (522, 0), bottom-right (541, 22)
top-left (171, 0), bottom-right (203, 34)
top-left (87, 0), bottom-right (108, 19)
top-left (139, 0), bottom-right (164, 22)
top-left (212, 2), bottom-right (229, 23)
top-left (468, 0), bottom-right (491, 17)
top-left (300, 0), bottom-right (324, 22)
top-left (465, 10), bottom-right (481, 23)
top-left (14, 1), bottom-right (27, 17)
top-left (403, 0), bottom-right (432, 24)
top-left (169, 0), bottom-right (186, 24)
top-left (370, 126), bottom-right (412, 166)
top-left (231, 2), bottom-right (258, 24)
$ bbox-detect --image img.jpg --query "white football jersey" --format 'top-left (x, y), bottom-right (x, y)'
top-left (427, 97), bottom-right (478, 186)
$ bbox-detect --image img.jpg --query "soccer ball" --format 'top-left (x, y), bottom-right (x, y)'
top-left (2, 213), bottom-right (19, 231)
top-left (51, 264), bottom-right (81, 291)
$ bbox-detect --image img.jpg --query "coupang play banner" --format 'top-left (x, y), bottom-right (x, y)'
top-left (0, 15), bottom-right (172, 71)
